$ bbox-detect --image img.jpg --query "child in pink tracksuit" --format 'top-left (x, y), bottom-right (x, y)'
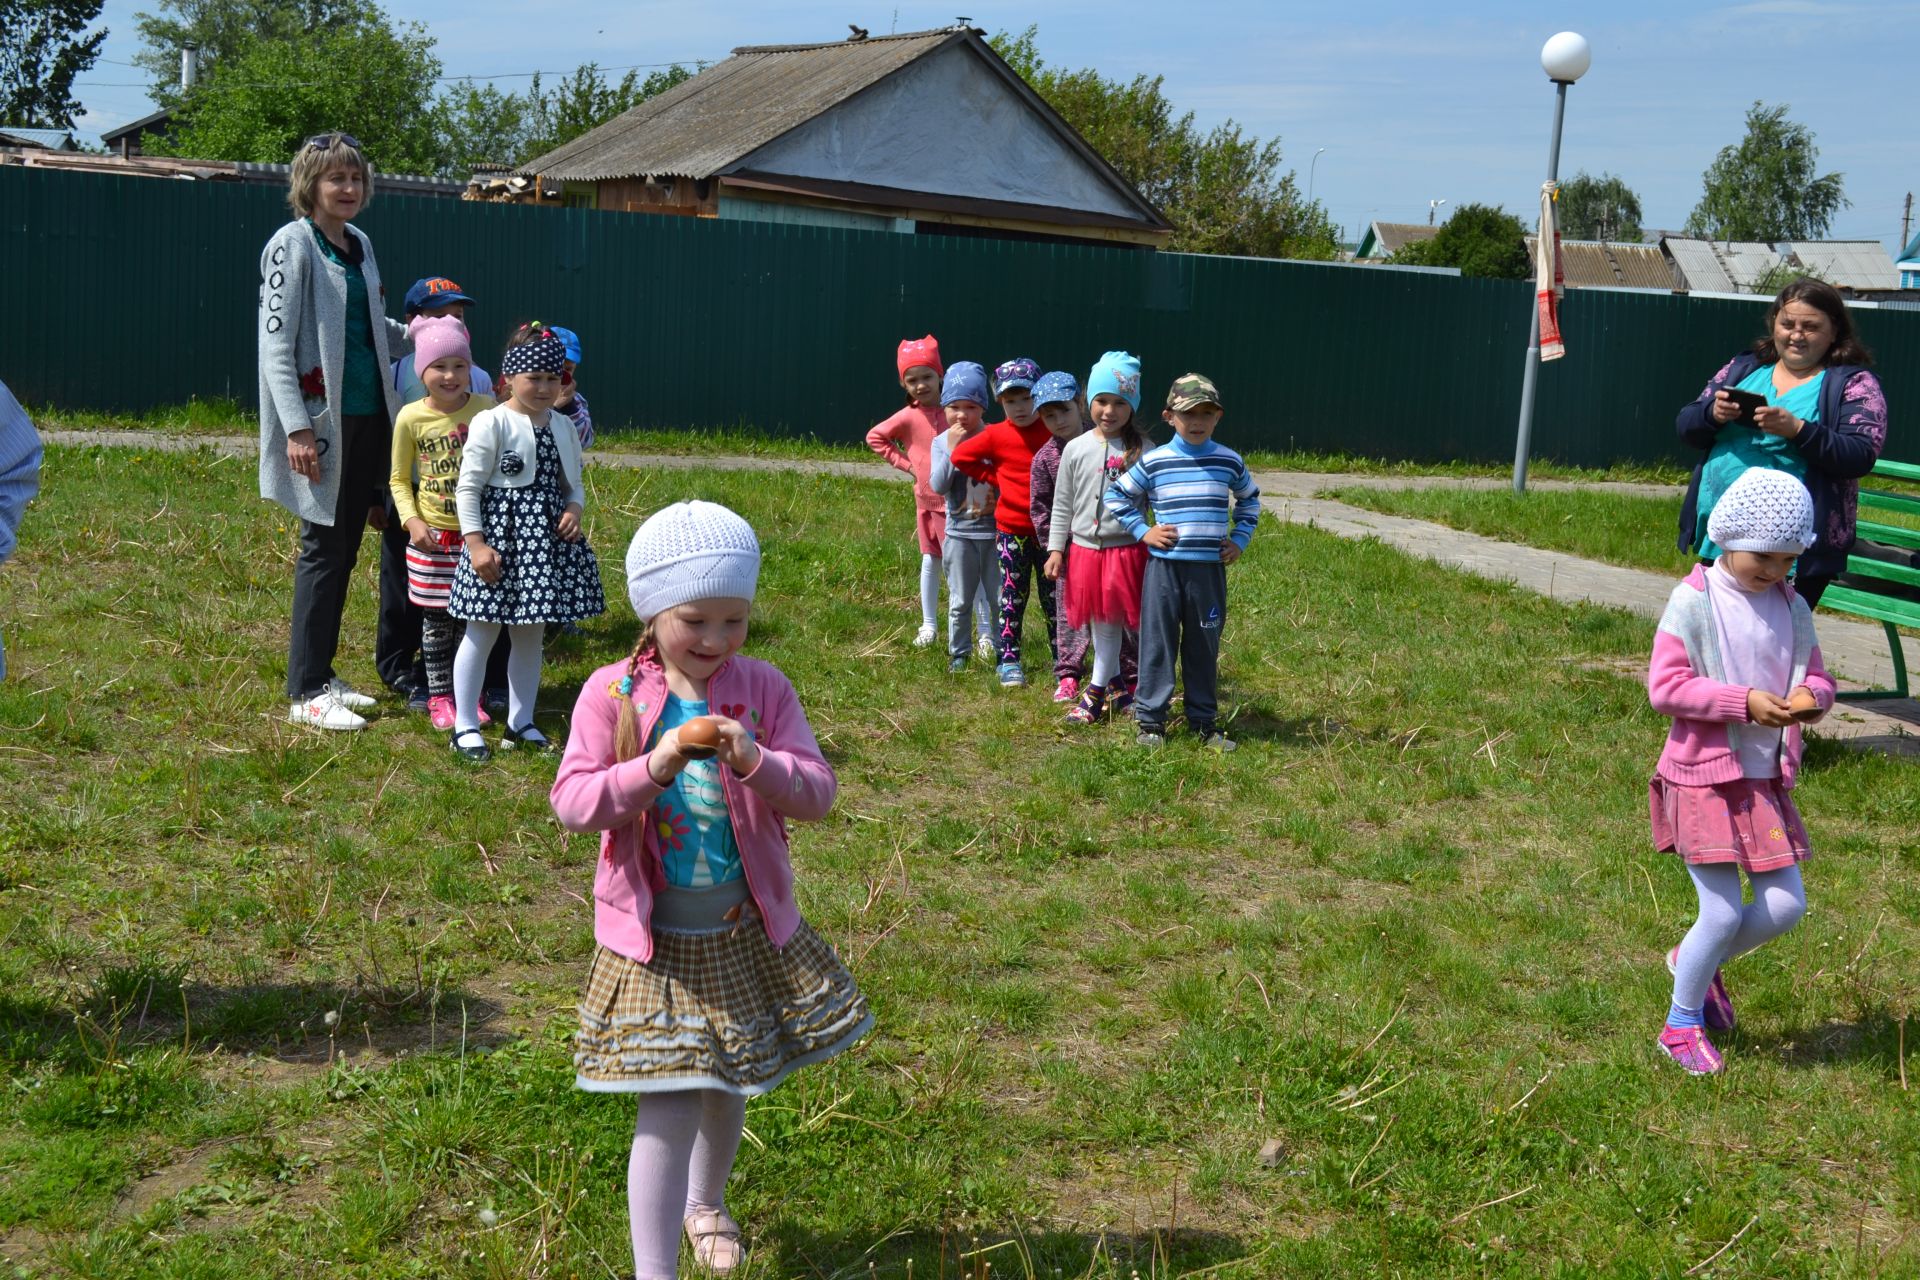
top-left (1647, 468), bottom-right (1834, 1077)
top-left (864, 335), bottom-right (949, 647)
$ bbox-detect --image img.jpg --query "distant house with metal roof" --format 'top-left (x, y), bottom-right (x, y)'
top-left (512, 26), bottom-right (1170, 246)
top-left (1524, 237), bottom-right (1678, 289)
top-left (1354, 221), bottom-right (1439, 260)
top-left (0, 146), bottom-right (465, 197)
top-left (0, 127), bottom-right (79, 151)
top-left (1660, 236), bottom-right (1896, 293)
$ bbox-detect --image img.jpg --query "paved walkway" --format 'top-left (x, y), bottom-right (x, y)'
top-left (44, 429), bottom-right (1915, 750)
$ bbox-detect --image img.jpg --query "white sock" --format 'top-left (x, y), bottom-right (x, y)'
top-left (919, 554), bottom-right (940, 628)
top-left (451, 620), bottom-right (499, 733)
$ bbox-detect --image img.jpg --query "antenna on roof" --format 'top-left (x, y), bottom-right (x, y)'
top-left (955, 16), bottom-right (973, 28)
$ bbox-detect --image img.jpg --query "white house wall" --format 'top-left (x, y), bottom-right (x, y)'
top-left (730, 42), bottom-right (1147, 224)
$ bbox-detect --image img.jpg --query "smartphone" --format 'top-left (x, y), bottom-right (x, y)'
top-left (1721, 388), bottom-right (1767, 427)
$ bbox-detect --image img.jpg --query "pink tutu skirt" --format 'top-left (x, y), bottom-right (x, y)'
top-left (1649, 775), bottom-right (1811, 873)
top-left (1065, 542), bottom-right (1148, 629)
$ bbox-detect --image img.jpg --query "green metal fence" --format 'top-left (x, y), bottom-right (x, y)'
top-left (3, 165), bottom-right (1911, 467)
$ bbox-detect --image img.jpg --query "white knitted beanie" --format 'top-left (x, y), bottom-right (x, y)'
top-left (625, 501), bottom-right (761, 621)
top-left (1707, 467), bottom-right (1815, 554)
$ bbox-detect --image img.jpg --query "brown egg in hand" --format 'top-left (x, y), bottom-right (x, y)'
top-left (678, 716), bottom-right (721, 759)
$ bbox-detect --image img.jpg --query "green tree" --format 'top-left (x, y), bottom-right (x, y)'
top-left (155, 8), bottom-right (445, 176)
top-left (519, 62), bottom-right (694, 161)
top-left (1684, 101), bottom-right (1847, 241)
top-left (1390, 203), bottom-right (1529, 279)
top-left (1556, 171), bottom-right (1642, 242)
top-left (990, 25), bottom-right (1336, 259)
top-left (131, 0), bottom-right (377, 108)
top-left (1, 0), bottom-right (107, 128)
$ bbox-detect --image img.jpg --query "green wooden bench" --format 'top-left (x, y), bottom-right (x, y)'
top-left (1821, 458), bottom-right (1920, 701)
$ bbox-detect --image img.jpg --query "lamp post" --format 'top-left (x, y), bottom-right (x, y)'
top-left (1428, 198), bottom-right (1447, 226)
top-left (1512, 31), bottom-right (1590, 495)
top-left (1308, 147), bottom-right (1327, 204)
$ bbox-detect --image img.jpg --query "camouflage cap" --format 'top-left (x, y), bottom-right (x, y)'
top-left (1166, 373), bottom-right (1222, 411)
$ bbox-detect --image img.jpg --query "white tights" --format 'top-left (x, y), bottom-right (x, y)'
top-left (919, 553), bottom-right (941, 628)
top-left (451, 621), bottom-right (543, 732)
top-left (628, 1089), bottom-right (748, 1279)
top-left (1090, 621), bottom-right (1125, 687)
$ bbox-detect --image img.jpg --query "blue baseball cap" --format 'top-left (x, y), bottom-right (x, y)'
top-left (550, 326), bottom-right (582, 364)
top-left (403, 276), bottom-right (475, 315)
top-left (1030, 371), bottom-right (1080, 408)
top-left (992, 357), bottom-right (1041, 397)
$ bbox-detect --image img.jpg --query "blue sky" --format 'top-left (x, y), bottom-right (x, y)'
top-left (70, 0), bottom-right (1920, 255)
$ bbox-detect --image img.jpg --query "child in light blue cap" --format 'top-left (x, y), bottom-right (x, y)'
top-left (550, 326), bottom-right (593, 449)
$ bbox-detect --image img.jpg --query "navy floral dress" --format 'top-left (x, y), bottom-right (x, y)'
top-left (449, 418), bottom-right (606, 625)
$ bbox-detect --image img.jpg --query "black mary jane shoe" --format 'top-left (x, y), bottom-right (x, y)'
top-left (502, 724), bottom-right (555, 753)
top-left (450, 727), bottom-right (491, 763)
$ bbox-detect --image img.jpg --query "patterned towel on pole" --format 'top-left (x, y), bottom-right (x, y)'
top-left (1536, 181), bottom-right (1565, 362)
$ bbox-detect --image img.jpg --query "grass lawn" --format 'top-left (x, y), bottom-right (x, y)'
top-left (1, 446), bottom-right (1916, 1278)
top-left (30, 399), bottom-right (1694, 486)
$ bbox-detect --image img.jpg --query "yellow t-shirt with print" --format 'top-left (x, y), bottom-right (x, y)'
top-left (389, 393), bottom-right (494, 531)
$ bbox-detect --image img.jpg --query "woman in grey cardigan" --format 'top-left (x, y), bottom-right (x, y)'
top-left (258, 133), bottom-right (410, 730)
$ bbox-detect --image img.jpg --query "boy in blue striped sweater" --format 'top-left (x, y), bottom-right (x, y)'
top-left (1104, 374), bottom-right (1260, 749)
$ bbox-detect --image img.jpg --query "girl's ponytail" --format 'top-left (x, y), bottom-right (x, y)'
top-left (612, 623), bottom-right (656, 764)
top-left (1118, 406), bottom-right (1148, 467)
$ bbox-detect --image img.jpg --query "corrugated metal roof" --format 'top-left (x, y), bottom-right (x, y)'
top-left (1525, 237), bottom-right (1675, 289)
top-left (1360, 221), bottom-right (1438, 257)
top-left (1782, 240), bottom-right (1895, 290)
top-left (522, 30), bottom-right (961, 182)
top-left (0, 127), bottom-right (77, 150)
top-left (1662, 238), bottom-right (1753, 292)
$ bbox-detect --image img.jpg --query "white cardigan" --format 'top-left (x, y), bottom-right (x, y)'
top-left (455, 405), bottom-right (586, 535)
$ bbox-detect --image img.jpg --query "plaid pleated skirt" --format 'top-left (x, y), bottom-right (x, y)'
top-left (574, 905), bottom-right (872, 1095)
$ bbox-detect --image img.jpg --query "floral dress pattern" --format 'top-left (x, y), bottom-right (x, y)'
top-left (448, 417), bottom-right (606, 625)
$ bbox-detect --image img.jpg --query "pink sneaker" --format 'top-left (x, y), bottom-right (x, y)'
top-left (1666, 947), bottom-right (1736, 1032)
top-left (428, 694), bottom-right (456, 731)
top-left (1657, 1024), bottom-right (1725, 1075)
top-left (1053, 676), bottom-right (1079, 703)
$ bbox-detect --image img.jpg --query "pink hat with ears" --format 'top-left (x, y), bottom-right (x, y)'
top-left (409, 314), bottom-right (472, 377)
top-left (896, 334), bottom-right (942, 380)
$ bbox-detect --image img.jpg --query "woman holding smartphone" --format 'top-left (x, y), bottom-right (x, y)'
top-left (1674, 278), bottom-right (1889, 605)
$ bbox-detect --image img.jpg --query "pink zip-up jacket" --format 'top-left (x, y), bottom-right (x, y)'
top-left (551, 654), bottom-right (837, 964)
top-left (865, 403), bottom-right (944, 513)
top-left (1647, 564), bottom-right (1835, 789)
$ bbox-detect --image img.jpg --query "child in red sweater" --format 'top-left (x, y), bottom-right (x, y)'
top-left (863, 335), bottom-right (948, 648)
top-left (952, 357), bottom-right (1055, 688)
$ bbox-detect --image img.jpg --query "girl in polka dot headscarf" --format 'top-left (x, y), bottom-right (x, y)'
top-left (444, 323), bottom-right (606, 761)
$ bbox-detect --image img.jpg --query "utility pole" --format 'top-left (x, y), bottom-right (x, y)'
top-left (1903, 192), bottom-right (1913, 252)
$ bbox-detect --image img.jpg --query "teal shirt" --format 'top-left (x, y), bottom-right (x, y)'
top-left (308, 220), bottom-right (383, 416)
top-left (1694, 364), bottom-right (1823, 560)
top-left (646, 695), bottom-right (745, 887)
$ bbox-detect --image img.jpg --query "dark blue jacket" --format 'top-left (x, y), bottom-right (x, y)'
top-left (1676, 353), bottom-right (1889, 581)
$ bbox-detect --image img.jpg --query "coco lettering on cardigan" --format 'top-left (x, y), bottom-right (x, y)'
top-left (257, 219), bottom-right (410, 526)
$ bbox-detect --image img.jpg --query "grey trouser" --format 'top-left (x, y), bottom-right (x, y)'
top-left (1134, 556), bottom-right (1226, 731)
top-left (943, 535), bottom-right (995, 659)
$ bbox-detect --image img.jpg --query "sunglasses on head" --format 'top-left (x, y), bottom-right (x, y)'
top-left (304, 132), bottom-right (362, 153)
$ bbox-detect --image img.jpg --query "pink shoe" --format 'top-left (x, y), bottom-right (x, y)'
top-left (1053, 676), bottom-right (1079, 703)
top-left (477, 704), bottom-right (493, 727)
top-left (1666, 946), bottom-right (1736, 1032)
top-left (428, 694), bottom-right (456, 731)
top-left (1657, 1024), bottom-right (1725, 1075)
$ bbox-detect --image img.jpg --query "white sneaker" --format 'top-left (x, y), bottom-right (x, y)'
top-left (912, 622), bottom-right (937, 648)
top-left (289, 690), bottom-right (367, 731)
top-left (976, 634), bottom-right (995, 659)
top-left (325, 678), bottom-right (377, 710)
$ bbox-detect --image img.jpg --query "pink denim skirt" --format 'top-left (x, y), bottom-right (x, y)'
top-left (1649, 775), bottom-right (1811, 873)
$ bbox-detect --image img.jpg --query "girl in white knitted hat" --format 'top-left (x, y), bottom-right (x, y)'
top-left (550, 500), bottom-right (870, 1279)
top-left (1647, 467), bottom-right (1836, 1076)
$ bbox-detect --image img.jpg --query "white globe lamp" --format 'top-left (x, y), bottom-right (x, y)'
top-left (1540, 32), bottom-right (1591, 84)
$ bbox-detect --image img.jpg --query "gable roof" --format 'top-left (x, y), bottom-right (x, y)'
top-left (1662, 236), bottom-right (1894, 292)
top-left (0, 127), bottom-right (78, 151)
top-left (1357, 221), bottom-right (1438, 259)
top-left (99, 108), bottom-right (174, 145)
top-left (1524, 237), bottom-right (1674, 289)
top-left (518, 27), bottom-right (1166, 231)
top-left (1901, 232), bottom-right (1920, 265)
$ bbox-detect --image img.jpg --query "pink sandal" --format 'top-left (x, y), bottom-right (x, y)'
top-left (684, 1209), bottom-right (745, 1274)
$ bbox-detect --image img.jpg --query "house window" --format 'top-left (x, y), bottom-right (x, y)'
top-left (1904, 268), bottom-right (1920, 288)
